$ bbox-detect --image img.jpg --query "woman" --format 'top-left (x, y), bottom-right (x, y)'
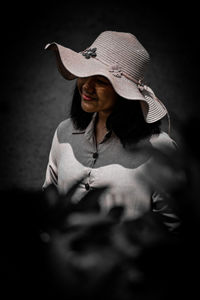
top-left (43, 31), bottom-right (180, 230)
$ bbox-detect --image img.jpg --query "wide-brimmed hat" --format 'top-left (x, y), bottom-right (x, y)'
top-left (45, 31), bottom-right (168, 123)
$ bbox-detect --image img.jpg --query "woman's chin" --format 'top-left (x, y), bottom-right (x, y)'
top-left (81, 101), bottom-right (97, 113)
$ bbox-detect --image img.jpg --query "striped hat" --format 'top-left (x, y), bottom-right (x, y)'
top-left (45, 31), bottom-right (168, 123)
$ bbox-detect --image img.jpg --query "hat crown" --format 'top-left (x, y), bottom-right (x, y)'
top-left (90, 31), bottom-right (150, 81)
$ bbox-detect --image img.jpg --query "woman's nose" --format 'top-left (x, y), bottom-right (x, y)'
top-left (82, 77), bottom-right (95, 94)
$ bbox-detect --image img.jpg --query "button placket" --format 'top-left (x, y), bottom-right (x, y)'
top-left (84, 169), bottom-right (91, 191)
top-left (84, 136), bottom-right (100, 191)
top-left (84, 151), bottom-right (99, 191)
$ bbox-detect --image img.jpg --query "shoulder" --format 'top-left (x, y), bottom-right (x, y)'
top-left (57, 118), bottom-right (73, 132)
top-left (150, 131), bottom-right (177, 153)
top-left (56, 118), bottom-right (75, 143)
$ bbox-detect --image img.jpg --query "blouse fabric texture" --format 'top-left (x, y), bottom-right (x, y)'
top-left (43, 113), bottom-right (179, 230)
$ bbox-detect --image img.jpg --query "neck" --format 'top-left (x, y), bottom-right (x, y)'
top-left (95, 112), bottom-right (110, 144)
top-left (96, 111), bottom-right (110, 128)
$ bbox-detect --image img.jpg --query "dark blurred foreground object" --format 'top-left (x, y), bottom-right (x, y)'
top-left (1, 152), bottom-right (200, 300)
top-left (1, 121), bottom-right (200, 299)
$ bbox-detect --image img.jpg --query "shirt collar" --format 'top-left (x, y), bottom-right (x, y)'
top-left (72, 112), bottom-right (112, 144)
top-left (72, 112), bottom-right (96, 133)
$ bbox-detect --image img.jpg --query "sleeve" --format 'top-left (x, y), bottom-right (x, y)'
top-left (42, 129), bottom-right (59, 190)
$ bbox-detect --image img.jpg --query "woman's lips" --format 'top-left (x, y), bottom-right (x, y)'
top-left (82, 93), bottom-right (96, 101)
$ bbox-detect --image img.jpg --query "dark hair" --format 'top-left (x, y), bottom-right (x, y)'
top-left (70, 86), bottom-right (161, 147)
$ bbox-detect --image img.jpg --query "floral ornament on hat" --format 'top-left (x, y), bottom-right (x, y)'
top-left (82, 47), bottom-right (97, 59)
top-left (109, 63), bottom-right (122, 78)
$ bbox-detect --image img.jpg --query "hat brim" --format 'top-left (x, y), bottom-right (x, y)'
top-left (45, 42), bottom-right (167, 123)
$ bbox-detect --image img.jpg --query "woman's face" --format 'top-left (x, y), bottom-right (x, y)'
top-left (77, 76), bottom-right (118, 114)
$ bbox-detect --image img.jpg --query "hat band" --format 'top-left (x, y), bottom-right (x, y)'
top-left (90, 55), bottom-right (142, 84)
top-left (93, 55), bottom-right (164, 106)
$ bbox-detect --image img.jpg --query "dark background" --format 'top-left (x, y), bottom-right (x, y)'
top-left (0, 2), bottom-right (198, 190)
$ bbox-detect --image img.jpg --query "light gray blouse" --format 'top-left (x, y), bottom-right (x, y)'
top-left (43, 113), bottom-right (180, 230)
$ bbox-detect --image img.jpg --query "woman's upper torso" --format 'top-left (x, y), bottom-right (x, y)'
top-left (43, 113), bottom-right (179, 222)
